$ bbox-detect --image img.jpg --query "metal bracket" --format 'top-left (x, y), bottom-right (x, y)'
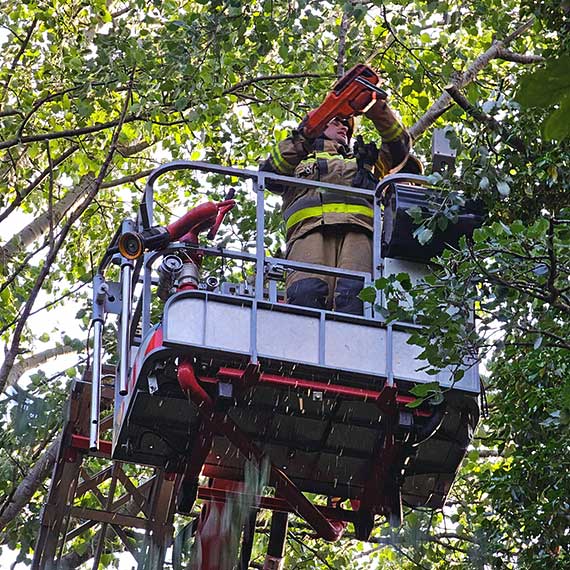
top-left (265, 262), bottom-right (285, 281)
top-left (104, 281), bottom-right (122, 314)
top-left (148, 374), bottom-right (158, 395)
top-left (431, 127), bottom-right (457, 173)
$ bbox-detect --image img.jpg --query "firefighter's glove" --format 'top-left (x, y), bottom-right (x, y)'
top-left (353, 135), bottom-right (379, 170)
top-left (364, 97), bottom-right (388, 122)
top-left (294, 115), bottom-right (318, 153)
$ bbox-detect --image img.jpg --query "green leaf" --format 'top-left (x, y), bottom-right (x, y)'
top-left (496, 181), bottom-right (510, 197)
top-left (415, 227), bottom-right (433, 245)
top-left (358, 286), bottom-right (377, 303)
top-left (374, 277), bottom-right (388, 290)
top-left (405, 397), bottom-right (425, 408)
top-left (429, 391), bottom-right (444, 405)
top-left (478, 176), bottom-right (490, 191)
top-left (543, 94), bottom-right (570, 140)
top-left (516, 57), bottom-right (570, 108)
top-left (410, 381), bottom-right (440, 397)
top-left (407, 205), bottom-right (423, 223)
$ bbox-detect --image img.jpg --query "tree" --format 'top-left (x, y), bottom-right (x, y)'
top-left (0, 0), bottom-right (568, 568)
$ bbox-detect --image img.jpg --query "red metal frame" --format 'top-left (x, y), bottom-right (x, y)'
top-left (177, 359), bottom-right (347, 542)
top-left (209, 366), bottom-right (432, 417)
top-left (68, 436), bottom-right (362, 526)
top-left (175, 358), bottom-right (429, 541)
top-left (74, 355), bottom-right (429, 541)
top-left (197, 486), bottom-right (359, 523)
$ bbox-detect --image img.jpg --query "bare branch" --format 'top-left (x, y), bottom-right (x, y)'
top-left (496, 48), bottom-right (545, 64)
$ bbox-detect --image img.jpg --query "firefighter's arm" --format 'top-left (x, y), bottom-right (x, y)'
top-left (259, 129), bottom-right (315, 193)
top-left (365, 100), bottom-right (411, 176)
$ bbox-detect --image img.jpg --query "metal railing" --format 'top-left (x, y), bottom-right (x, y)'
top-left (89, 161), bottom-right (432, 449)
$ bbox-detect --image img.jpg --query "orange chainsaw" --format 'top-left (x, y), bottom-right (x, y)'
top-left (302, 64), bottom-right (388, 139)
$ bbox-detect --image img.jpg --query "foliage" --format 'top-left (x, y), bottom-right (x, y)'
top-left (0, 0), bottom-right (569, 568)
top-left (516, 56), bottom-right (570, 141)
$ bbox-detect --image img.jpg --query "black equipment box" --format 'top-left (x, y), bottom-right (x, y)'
top-left (381, 183), bottom-right (484, 262)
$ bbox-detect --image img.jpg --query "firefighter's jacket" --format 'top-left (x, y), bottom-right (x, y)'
top-left (259, 108), bottom-right (410, 246)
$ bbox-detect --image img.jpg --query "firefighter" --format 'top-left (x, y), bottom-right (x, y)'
top-left (259, 96), bottom-right (411, 314)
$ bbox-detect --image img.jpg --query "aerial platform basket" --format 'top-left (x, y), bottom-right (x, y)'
top-left (90, 161), bottom-right (480, 545)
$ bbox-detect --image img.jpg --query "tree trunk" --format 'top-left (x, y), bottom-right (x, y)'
top-left (5, 345), bottom-right (76, 390)
top-left (0, 434), bottom-right (61, 532)
top-left (0, 175), bottom-right (95, 265)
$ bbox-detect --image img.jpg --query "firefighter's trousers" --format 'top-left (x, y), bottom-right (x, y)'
top-left (285, 226), bottom-right (372, 315)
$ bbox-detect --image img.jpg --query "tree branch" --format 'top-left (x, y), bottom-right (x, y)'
top-left (0, 108), bottom-right (24, 119)
top-left (0, 114), bottom-right (140, 151)
top-left (0, 68), bottom-right (137, 395)
top-left (100, 168), bottom-right (155, 189)
top-left (495, 47), bottom-right (544, 64)
top-left (336, 5), bottom-right (351, 77)
top-left (5, 345), bottom-right (76, 391)
top-left (0, 18), bottom-right (38, 105)
top-left (0, 175), bottom-right (94, 264)
top-left (0, 434), bottom-right (61, 531)
top-left (222, 73), bottom-right (329, 96)
top-left (0, 145), bottom-right (79, 224)
top-left (546, 217), bottom-right (558, 303)
top-left (444, 84), bottom-right (526, 152)
top-left (410, 17), bottom-right (537, 140)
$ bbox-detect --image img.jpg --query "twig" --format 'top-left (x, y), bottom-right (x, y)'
top-left (0, 240), bottom-right (50, 297)
top-left (289, 531), bottom-right (335, 569)
top-left (380, 6), bottom-right (439, 82)
top-left (444, 84), bottom-right (526, 152)
top-left (100, 168), bottom-right (155, 189)
top-left (222, 72), bottom-right (329, 96)
top-left (0, 18), bottom-right (38, 104)
top-left (546, 217), bottom-right (558, 303)
top-left (0, 145), bottom-right (79, 224)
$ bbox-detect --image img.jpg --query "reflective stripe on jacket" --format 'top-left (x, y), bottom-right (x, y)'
top-left (279, 141), bottom-right (375, 240)
top-left (259, 107), bottom-right (410, 244)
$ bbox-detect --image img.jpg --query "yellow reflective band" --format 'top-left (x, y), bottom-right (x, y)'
top-left (380, 121), bottom-right (404, 142)
top-left (271, 145), bottom-right (296, 174)
top-left (314, 152), bottom-right (339, 160)
top-left (285, 203), bottom-right (373, 230)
